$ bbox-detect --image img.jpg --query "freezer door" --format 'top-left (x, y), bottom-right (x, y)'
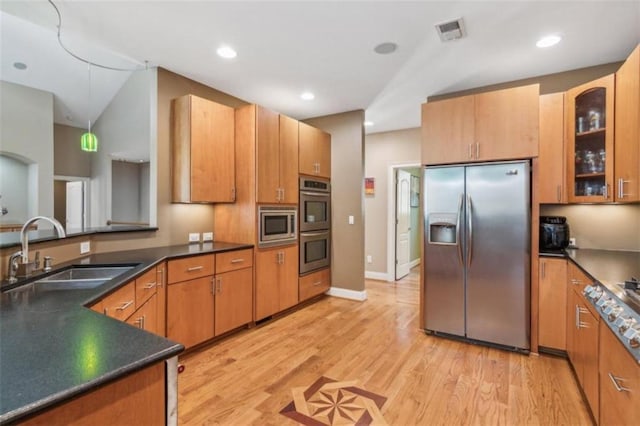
top-left (465, 162), bottom-right (530, 349)
top-left (423, 166), bottom-right (465, 336)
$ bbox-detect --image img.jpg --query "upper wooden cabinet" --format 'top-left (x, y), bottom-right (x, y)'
top-left (172, 94), bottom-right (235, 203)
top-left (565, 74), bottom-right (615, 203)
top-left (615, 44), bottom-right (640, 202)
top-left (256, 109), bottom-right (299, 204)
top-left (299, 122), bottom-right (331, 178)
top-left (538, 93), bottom-right (566, 203)
top-left (422, 84), bottom-right (539, 165)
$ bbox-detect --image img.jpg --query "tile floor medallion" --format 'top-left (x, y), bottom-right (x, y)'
top-left (280, 376), bottom-right (387, 425)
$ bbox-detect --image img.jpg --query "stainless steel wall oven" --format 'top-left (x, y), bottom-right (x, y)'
top-left (299, 177), bottom-right (331, 274)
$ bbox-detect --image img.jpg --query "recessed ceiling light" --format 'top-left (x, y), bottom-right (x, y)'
top-left (300, 92), bottom-right (315, 101)
top-left (13, 62), bottom-right (27, 70)
top-left (364, 121), bottom-right (374, 126)
top-left (536, 35), bottom-right (561, 48)
top-left (216, 46), bottom-right (237, 59)
top-left (374, 42), bottom-right (398, 55)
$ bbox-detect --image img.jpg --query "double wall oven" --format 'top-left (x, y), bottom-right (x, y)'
top-left (299, 177), bottom-right (331, 275)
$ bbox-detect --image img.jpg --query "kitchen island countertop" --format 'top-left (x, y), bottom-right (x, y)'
top-left (0, 241), bottom-right (252, 424)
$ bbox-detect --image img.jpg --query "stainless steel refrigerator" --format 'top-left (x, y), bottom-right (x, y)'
top-left (423, 161), bottom-right (530, 350)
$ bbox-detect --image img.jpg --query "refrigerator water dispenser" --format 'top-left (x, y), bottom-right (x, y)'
top-left (428, 213), bottom-right (458, 245)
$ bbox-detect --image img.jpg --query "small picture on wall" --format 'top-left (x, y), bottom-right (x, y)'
top-left (364, 177), bottom-right (375, 195)
top-left (410, 175), bottom-right (419, 207)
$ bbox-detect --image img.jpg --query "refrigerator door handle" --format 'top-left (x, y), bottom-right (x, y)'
top-left (456, 194), bottom-right (463, 266)
top-left (466, 194), bottom-right (473, 268)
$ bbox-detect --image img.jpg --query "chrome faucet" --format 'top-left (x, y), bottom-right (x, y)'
top-left (17, 216), bottom-right (66, 277)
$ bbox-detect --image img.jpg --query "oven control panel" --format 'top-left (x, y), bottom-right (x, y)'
top-left (584, 283), bottom-right (640, 363)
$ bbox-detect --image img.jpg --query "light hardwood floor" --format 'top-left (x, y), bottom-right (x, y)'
top-left (177, 268), bottom-right (592, 425)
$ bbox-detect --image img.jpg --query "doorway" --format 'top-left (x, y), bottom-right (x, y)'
top-left (388, 164), bottom-right (421, 281)
top-left (54, 176), bottom-right (89, 231)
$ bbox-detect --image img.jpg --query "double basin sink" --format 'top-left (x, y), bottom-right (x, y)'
top-left (6, 266), bottom-right (135, 292)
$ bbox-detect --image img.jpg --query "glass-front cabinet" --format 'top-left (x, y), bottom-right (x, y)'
top-left (566, 74), bottom-right (615, 203)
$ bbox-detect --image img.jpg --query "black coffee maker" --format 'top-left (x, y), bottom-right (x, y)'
top-left (540, 216), bottom-right (570, 253)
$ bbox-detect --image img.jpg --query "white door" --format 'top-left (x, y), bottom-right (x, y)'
top-left (66, 181), bottom-right (84, 230)
top-left (395, 169), bottom-right (411, 280)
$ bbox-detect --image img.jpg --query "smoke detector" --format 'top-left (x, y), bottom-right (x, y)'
top-left (435, 18), bottom-right (466, 42)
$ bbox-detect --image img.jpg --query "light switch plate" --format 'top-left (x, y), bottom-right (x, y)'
top-left (188, 233), bottom-right (200, 243)
top-left (80, 241), bottom-right (91, 254)
top-left (203, 232), bottom-right (213, 242)
top-left (348, 215), bottom-right (355, 225)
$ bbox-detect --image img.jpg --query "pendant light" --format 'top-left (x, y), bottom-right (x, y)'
top-left (81, 62), bottom-right (98, 152)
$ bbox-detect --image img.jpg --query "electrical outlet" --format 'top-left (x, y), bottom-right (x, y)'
top-left (80, 241), bottom-right (91, 254)
top-left (367, 255), bottom-right (372, 264)
top-left (569, 237), bottom-right (577, 247)
top-left (203, 232), bottom-right (213, 242)
top-left (188, 233), bottom-right (200, 243)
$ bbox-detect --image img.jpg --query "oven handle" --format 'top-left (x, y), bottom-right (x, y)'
top-left (300, 191), bottom-right (331, 198)
top-left (300, 231), bottom-right (330, 237)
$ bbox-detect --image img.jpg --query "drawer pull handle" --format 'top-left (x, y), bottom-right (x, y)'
top-left (571, 279), bottom-right (581, 285)
top-left (313, 281), bottom-right (322, 286)
top-left (187, 266), bottom-right (204, 272)
top-left (608, 373), bottom-right (631, 392)
top-left (116, 300), bottom-right (133, 311)
top-left (144, 282), bottom-right (157, 289)
top-left (230, 259), bottom-right (245, 264)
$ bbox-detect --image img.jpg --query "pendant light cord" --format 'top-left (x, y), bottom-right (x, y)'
top-left (48, 0), bottom-right (146, 72)
top-left (87, 62), bottom-right (92, 133)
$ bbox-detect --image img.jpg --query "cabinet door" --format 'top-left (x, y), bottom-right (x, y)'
top-left (279, 245), bottom-right (299, 311)
top-left (172, 95), bottom-right (235, 203)
top-left (615, 44), bottom-right (640, 202)
top-left (299, 267), bottom-right (331, 301)
top-left (214, 267), bottom-right (253, 336)
top-left (127, 293), bottom-right (158, 336)
top-left (538, 93), bottom-right (566, 203)
top-left (599, 322), bottom-right (640, 426)
top-left (566, 74), bottom-right (615, 203)
top-left (167, 276), bottom-right (215, 349)
top-left (566, 288), bottom-right (580, 371)
top-left (256, 106), bottom-right (280, 203)
top-left (475, 84), bottom-right (539, 161)
top-left (538, 258), bottom-right (567, 349)
top-left (299, 123), bottom-right (331, 178)
top-left (421, 96), bottom-right (474, 165)
top-left (578, 303), bottom-right (599, 421)
top-left (280, 115), bottom-right (299, 204)
top-left (135, 267), bottom-right (157, 309)
top-left (255, 248), bottom-right (281, 321)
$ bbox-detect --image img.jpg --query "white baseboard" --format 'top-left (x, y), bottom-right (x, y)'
top-left (326, 287), bottom-right (368, 301)
top-left (365, 271), bottom-right (391, 281)
top-left (409, 258), bottom-right (421, 269)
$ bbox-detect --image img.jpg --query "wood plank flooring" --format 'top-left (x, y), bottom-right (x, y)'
top-left (177, 268), bottom-right (592, 425)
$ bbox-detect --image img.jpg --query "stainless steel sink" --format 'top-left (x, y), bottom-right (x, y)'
top-left (18, 266), bottom-right (136, 291)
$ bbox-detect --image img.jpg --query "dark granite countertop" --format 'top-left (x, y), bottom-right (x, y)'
top-left (0, 241), bottom-right (252, 424)
top-left (564, 248), bottom-right (640, 288)
top-left (0, 225), bottom-right (159, 249)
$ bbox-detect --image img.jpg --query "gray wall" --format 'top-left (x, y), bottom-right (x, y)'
top-left (112, 160), bottom-right (149, 223)
top-left (304, 110), bottom-right (366, 293)
top-left (0, 155), bottom-right (29, 224)
top-left (364, 127), bottom-right (421, 277)
top-left (54, 124), bottom-right (91, 177)
top-left (0, 81), bottom-right (54, 223)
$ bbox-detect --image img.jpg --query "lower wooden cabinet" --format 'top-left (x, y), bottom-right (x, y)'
top-left (127, 293), bottom-right (159, 335)
top-left (214, 267), bottom-right (253, 336)
top-left (566, 285), bottom-right (599, 421)
top-left (167, 275), bottom-right (215, 349)
top-left (255, 245), bottom-right (298, 321)
top-left (156, 262), bottom-right (167, 337)
top-left (599, 321), bottom-right (640, 425)
top-left (538, 257), bottom-right (567, 350)
top-left (20, 362), bottom-right (166, 425)
top-left (299, 267), bottom-right (331, 301)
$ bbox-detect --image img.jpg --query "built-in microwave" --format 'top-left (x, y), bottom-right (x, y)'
top-left (258, 206), bottom-right (297, 248)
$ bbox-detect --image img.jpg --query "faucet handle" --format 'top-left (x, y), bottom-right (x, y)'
top-left (43, 256), bottom-right (54, 272)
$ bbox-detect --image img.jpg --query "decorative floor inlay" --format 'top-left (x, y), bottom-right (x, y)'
top-left (280, 376), bottom-right (387, 425)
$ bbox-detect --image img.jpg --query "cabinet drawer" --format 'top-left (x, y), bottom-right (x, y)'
top-left (299, 268), bottom-right (331, 301)
top-left (216, 249), bottom-right (253, 274)
top-left (102, 282), bottom-right (136, 321)
top-left (135, 267), bottom-right (158, 309)
top-left (168, 254), bottom-right (215, 283)
top-left (127, 293), bottom-right (158, 335)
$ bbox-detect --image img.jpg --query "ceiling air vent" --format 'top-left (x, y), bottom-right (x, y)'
top-left (435, 18), bottom-right (466, 42)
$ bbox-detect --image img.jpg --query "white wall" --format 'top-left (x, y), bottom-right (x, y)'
top-left (0, 81), bottom-right (54, 225)
top-left (364, 127), bottom-right (421, 279)
top-left (92, 68), bottom-right (156, 227)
